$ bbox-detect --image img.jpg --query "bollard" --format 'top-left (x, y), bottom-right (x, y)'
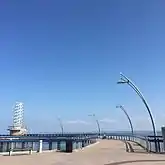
top-left (29, 149), bottom-right (32, 155)
top-left (38, 140), bottom-right (43, 153)
top-left (9, 142), bottom-right (13, 156)
top-left (9, 149), bottom-right (13, 156)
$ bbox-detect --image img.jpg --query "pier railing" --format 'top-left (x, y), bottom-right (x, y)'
top-left (0, 133), bottom-right (98, 155)
top-left (0, 133), bottom-right (164, 154)
top-left (105, 134), bottom-right (164, 153)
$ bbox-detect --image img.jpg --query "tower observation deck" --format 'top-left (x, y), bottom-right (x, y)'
top-left (8, 102), bottom-right (27, 136)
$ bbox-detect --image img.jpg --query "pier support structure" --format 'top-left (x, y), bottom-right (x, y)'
top-left (66, 140), bottom-right (73, 153)
top-left (49, 141), bottom-right (52, 150)
top-left (57, 141), bottom-right (61, 151)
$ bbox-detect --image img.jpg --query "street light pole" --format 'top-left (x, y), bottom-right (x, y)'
top-left (58, 117), bottom-right (64, 135)
top-left (88, 114), bottom-right (101, 136)
top-left (116, 105), bottom-right (134, 135)
top-left (117, 73), bottom-right (157, 152)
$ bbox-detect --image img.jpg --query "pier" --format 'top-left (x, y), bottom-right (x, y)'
top-left (0, 133), bottom-right (164, 153)
top-left (1, 139), bottom-right (165, 165)
top-left (0, 133), bottom-right (165, 165)
top-left (0, 133), bottom-right (98, 154)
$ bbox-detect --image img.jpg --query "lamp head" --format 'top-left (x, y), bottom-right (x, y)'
top-left (116, 105), bottom-right (122, 108)
top-left (117, 80), bottom-right (127, 84)
top-left (117, 72), bottom-right (130, 84)
top-left (117, 76), bottom-right (129, 84)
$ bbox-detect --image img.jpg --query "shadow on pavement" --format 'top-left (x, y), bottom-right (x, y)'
top-left (105, 159), bottom-right (165, 165)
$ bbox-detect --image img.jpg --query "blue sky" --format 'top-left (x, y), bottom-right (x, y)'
top-left (0, 0), bottom-right (165, 133)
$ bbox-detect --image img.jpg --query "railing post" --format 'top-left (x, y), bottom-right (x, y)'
top-left (145, 137), bottom-right (149, 152)
top-left (161, 127), bottom-right (165, 152)
top-left (157, 139), bottom-right (161, 153)
top-left (149, 141), bottom-right (152, 152)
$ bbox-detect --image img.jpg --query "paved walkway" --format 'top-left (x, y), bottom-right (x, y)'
top-left (1, 140), bottom-right (165, 165)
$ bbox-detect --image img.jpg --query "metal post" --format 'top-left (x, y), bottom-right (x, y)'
top-left (58, 117), bottom-right (64, 135)
top-left (116, 105), bottom-right (134, 135)
top-left (88, 114), bottom-right (101, 136)
top-left (161, 127), bottom-right (165, 152)
top-left (96, 119), bottom-right (101, 136)
top-left (117, 73), bottom-right (157, 152)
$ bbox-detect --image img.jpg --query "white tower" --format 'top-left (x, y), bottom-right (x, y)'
top-left (8, 102), bottom-right (27, 136)
top-left (13, 102), bottom-right (24, 128)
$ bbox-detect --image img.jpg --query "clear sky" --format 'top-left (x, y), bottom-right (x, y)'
top-left (0, 0), bottom-right (165, 133)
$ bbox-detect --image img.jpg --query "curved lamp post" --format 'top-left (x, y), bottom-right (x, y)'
top-left (88, 114), bottom-right (101, 136)
top-left (57, 117), bottom-right (64, 135)
top-left (117, 72), bottom-right (157, 152)
top-left (116, 105), bottom-right (134, 135)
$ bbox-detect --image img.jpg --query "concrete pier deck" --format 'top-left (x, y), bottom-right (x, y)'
top-left (1, 140), bottom-right (165, 165)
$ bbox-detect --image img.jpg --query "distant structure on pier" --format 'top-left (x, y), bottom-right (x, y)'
top-left (8, 102), bottom-right (27, 136)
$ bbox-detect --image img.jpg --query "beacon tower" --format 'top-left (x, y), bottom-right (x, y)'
top-left (8, 102), bottom-right (27, 135)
